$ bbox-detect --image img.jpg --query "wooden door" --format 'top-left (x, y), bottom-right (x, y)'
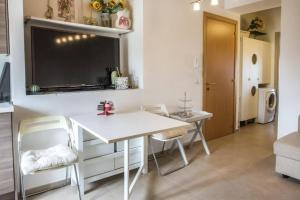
top-left (0, 0), bottom-right (9, 54)
top-left (203, 12), bottom-right (236, 140)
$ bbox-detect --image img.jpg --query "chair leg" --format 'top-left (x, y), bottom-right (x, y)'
top-left (161, 142), bottom-right (166, 154)
top-left (169, 140), bottom-right (177, 154)
top-left (150, 139), bottom-right (162, 176)
top-left (176, 139), bottom-right (189, 166)
top-left (150, 138), bottom-right (189, 176)
top-left (65, 166), bottom-right (69, 186)
top-left (20, 173), bottom-right (26, 200)
top-left (73, 164), bottom-right (82, 200)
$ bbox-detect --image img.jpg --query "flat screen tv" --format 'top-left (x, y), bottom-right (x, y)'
top-left (29, 26), bottom-right (120, 92)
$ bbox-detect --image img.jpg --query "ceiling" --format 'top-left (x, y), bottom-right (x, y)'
top-left (225, 0), bottom-right (281, 14)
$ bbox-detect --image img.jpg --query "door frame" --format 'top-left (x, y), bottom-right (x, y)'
top-left (203, 12), bottom-right (238, 132)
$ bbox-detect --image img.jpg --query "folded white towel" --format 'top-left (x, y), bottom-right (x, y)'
top-left (21, 144), bottom-right (78, 175)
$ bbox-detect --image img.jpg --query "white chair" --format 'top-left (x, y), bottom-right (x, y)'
top-left (18, 116), bottom-right (81, 200)
top-left (141, 104), bottom-right (189, 175)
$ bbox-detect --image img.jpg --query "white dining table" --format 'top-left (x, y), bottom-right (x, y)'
top-left (70, 111), bottom-right (190, 200)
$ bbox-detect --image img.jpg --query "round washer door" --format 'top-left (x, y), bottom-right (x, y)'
top-left (266, 92), bottom-right (277, 112)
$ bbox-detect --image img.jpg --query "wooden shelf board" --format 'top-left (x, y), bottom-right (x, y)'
top-left (25, 16), bottom-right (132, 35)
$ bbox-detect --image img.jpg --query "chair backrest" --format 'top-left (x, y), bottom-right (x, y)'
top-left (141, 104), bottom-right (170, 117)
top-left (19, 116), bottom-right (70, 137)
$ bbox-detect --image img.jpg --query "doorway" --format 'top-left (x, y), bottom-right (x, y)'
top-left (239, 7), bottom-right (281, 128)
top-left (203, 12), bottom-right (237, 141)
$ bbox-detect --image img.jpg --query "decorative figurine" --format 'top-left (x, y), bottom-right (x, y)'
top-left (175, 92), bottom-right (193, 118)
top-left (45, 0), bottom-right (54, 19)
top-left (97, 101), bottom-right (114, 116)
top-left (29, 85), bottom-right (40, 93)
top-left (57, 0), bottom-right (75, 22)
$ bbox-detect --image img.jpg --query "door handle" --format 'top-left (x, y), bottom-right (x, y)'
top-left (206, 82), bottom-right (216, 91)
top-left (206, 82), bottom-right (217, 85)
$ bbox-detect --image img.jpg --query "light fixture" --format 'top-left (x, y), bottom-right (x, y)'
top-left (61, 37), bottom-right (67, 43)
top-left (55, 38), bottom-right (61, 44)
top-left (68, 36), bottom-right (74, 42)
top-left (192, 1), bottom-right (201, 11)
top-left (82, 34), bottom-right (88, 39)
top-left (75, 35), bottom-right (81, 40)
top-left (192, 0), bottom-right (219, 11)
top-left (211, 0), bottom-right (219, 6)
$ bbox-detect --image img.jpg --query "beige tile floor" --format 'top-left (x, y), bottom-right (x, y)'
top-left (29, 123), bottom-right (300, 200)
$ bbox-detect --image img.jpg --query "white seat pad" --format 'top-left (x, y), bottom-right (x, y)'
top-left (21, 144), bottom-right (78, 175)
top-left (152, 128), bottom-right (187, 141)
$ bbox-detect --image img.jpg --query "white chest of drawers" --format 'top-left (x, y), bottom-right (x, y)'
top-left (79, 130), bottom-right (142, 188)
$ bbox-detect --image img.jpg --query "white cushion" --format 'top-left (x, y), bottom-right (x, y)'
top-left (152, 128), bottom-right (187, 141)
top-left (21, 144), bottom-right (78, 175)
top-left (274, 132), bottom-right (300, 161)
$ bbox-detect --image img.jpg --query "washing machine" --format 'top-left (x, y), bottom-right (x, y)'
top-left (257, 88), bottom-right (277, 124)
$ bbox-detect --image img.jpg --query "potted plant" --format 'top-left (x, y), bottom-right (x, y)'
top-left (89, 0), bottom-right (126, 27)
top-left (247, 17), bottom-right (266, 38)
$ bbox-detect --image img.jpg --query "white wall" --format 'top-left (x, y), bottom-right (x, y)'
top-left (277, 0), bottom-right (300, 138)
top-left (143, 0), bottom-right (240, 124)
top-left (8, 0), bottom-right (240, 189)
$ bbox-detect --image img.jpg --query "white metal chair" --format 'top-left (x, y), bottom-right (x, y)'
top-left (141, 104), bottom-right (189, 175)
top-left (18, 116), bottom-right (82, 200)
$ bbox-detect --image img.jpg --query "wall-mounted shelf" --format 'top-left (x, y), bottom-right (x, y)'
top-left (24, 16), bottom-right (132, 36)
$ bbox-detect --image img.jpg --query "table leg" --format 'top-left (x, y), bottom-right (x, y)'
top-left (142, 136), bottom-right (148, 174)
top-left (124, 137), bottom-right (146, 200)
top-left (195, 121), bottom-right (210, 155)
top-left (72, 123), bottom-right (85, 198)
top-left (189, 121), bottom-right (210, 155)
top-left (169, 140), bottom-right (177, 154)
top-left (124, 140), bottom-right (129, 200)
top-left (189, 121), bottom-right (203, 149)
top-left (189, 130), bottom-right (198, 150)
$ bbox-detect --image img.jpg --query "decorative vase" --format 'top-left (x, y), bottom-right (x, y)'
top-left (115, 77), bottom-right (129, 90)
top-left (101, 13), bottom-right (111, 27)
top-left (111, 9), bottom-right (131, 29)
top-left (111, 71), bottom-right (118, 86)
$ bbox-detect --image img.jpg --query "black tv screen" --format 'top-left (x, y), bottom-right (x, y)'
top-left (31, 27), bottom-right (120, 89)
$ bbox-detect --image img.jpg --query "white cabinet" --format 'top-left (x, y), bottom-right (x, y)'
top-left (116, 138), bottom-right (143, 151)
top-left (78, 131), bottom-right (142, 189)
top-left (115, 147), bottom-right (142, 169)
top-left (84, 155), bottom-right (115, 178)
top-left (83, 141), bottom-right (114, 160)
top-left (240, 37), bottom-right (271, 122)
